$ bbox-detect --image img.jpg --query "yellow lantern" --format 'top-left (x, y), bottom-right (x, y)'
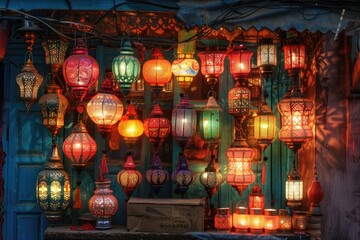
top-left (263, 209), bottom-right (279, 233)
top-left (249, 208), bottom-right (264, 234)
top-left (118, 103), bottom-right (144, 146)
top-left (233, 207), bottom-right (249, 233)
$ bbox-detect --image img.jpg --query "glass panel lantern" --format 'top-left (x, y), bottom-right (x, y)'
top-left (257, 38), bottom-right (277, 80)
top-left (198, 50), bottom-right (226, 90)
top-left (283, 43), bottom-right (306, 79)
top-left (227, 45), bottom-right (253, 81)
top-left (286, 164), bottom-right (303, 206)
top-left (263, 209), bottom-right (279, 233)
top-left (254, 102), bottom-right (277, 150)
top-left (233, 207), bottom-right (249, 233)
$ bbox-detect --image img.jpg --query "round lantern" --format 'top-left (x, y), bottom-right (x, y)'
top-left (285, 164), bottom-right (303, 206)
top-left (197, 50), bottom-right (226, 90)
top-left (145, 153), bottom-right (169, 196)
top-left (62, 39), bottom-right (99, 102)
top-left (36, 143), bottom-right (70, 224)
top-left (42, 39), bottom-right (68, 75)
top-left (254, 102), bottom-right (277, 150)
top-left (227, 45), bottom-right (253, 82)
top-left (171, 94), bottom-right (197, 149)
top-left (226, 140), bottom-right (256, 195)
top-left (307, 164), bottom-right (324, 214)
top-left (257, 38), bottom-right (277, 80)
top-left (172, 152), bottom-right (194, 197)
top-left (16, 58), bottom-right (43, 111)
top-left (38, 80), bottom-right (69, 136)
top-left (62, 120), bottom-right (97, 170)
top-left (87, 74), bottom-right (124, 138)
top-left (277, 89), bottom-right (313, 152)
top-left (117, 152), bottom-right (142, 199)
top-left (112, 40), bottom-right (141, 96)
top-left (199, 154), bottom-right (223, 199)
top-left (142, 47), bottom-right (172, 96)
top-left (118, 103), bottom-right (144, 146)
top-left (199, 95), bottom-right (222, 149)
top-left (283, 42), bottom-right (306, 79)
top-left (248, 183), bottom-right (265, 213)
top-left (143, 104), bottom-right (171, 150)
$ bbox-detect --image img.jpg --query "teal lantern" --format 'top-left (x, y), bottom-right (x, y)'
top-left (199, 95), bottom-right (222, 150)
top-left (112, 40), bottom-right (141, 96)
top-left (36, 143), bottom-right (71, 224)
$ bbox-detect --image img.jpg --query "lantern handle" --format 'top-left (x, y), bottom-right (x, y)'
top-left (235, 199), bottom-right (247, 208)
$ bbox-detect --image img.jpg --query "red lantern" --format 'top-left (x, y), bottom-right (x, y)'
top-left (0, 24), bottom-right (8, 61)
top-left (117, 152), bottom-right (142, 199)
top-left (62, 120), bottom-right (97, 170)
top-left (142, 47), bottom-right (172, 96)
top-left (63, 40), bottom-right (99, 102)
top-left (198, 50), bottom-right (226, 89)
top-left (248, 184), bottom-right (265, 213)
top-left (283, 43), bottom-right (306, 79)
top-left (307, 164), bottom-right (324, 214)
top-left (227, 45), bottom-right (253, 82)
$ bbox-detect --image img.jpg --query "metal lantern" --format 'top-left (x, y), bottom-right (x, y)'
top-left (62, 39), bottom-right (99, 102)
top-left (42, 39), bottom-right (68, 75)
top-left (247, 68), bottom-right (262, 107)
top-left (172, 152), bottom-right (194, 197)
top-left (118, 103), bottom-right (144, 146)
top-left (283, 42), bottom-right (306, 80)
top-left (257, 38), bottom-right (277, 80)
top-left (199, 154), bottom-right (223, 199)
top-left (199, 95), bottom-right (222, 149)
top-left (87, 74), bottom-right (124, 138)
top-left (227, 45), bottom-right (253, 82)
top-left (38, 80), bottom-right (69, 136)
top-left (263, 209), bottom-right (279, 233)
top-left (233, 207), bottom-right (249, 233)
top-left (117, 152), bottom-right (142, 199)
top-left (228, 82), bottom-right (251, 119)
top-left (16, 58), bottom-right (43, 111)
top-left (36, 143), bottom-right (71, 224)
top-left (285, 162), bottom-right (303, 206)
top-left (62, 120), bottom-right (97, 170)
top-left (198, 49), bottom-right (226, 90)
top-left (248, 183), bottom-right (265, 213)
top-left (142, 47), bottom-right (172, 96)
top-left (112, 40), bottom-right (141, 96)
top-left (145, 153), bottom-right (169, 196)
top-left (254, 102), bottom-right (277, 151)
top-left (143, 104), bottom-right (171, 150)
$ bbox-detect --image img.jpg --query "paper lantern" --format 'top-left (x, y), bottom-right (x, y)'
top-left (227, 45), bottom-right (253, 81)
top-left (36, 143), bottom-right (70, 224)
top-left (249, 208), bottom-right (264, 234)
top-left (233, 207), bottom-right (249, 233)
top-left (257, 38), bottom-right (277, 80)
top-left (112, 40), bottom-right (141, 96)
top-left (117, 152), bottom-right (142, 199)
top-left (198, 50), bottom-right (226, 89)
top-left (214, 208), bottom-right (232, 231)
top-left (248, 184), bottom-right (265, 213)
top-left (118, 103), bottom-right (144, 146)
top-left (63, 39), bottom-right (99, 102)
top-left (283, 43), bottom-right (306, 79)
top-left (307, 164), bottom-right (324, 214)
top-left (263, 209), bottom-right (279, 233)
top-left (42, 39), bottom-right (68, 75)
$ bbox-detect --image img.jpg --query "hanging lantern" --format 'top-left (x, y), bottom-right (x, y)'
top-left (257, 38), bottom-right (277, 80)
top-left (117, 152), bottom-right (142, 199)
top-left (145, 153), bottom-right (169, 196)
top-left (199, 154), bottom-right (223, 199)
top-left (197, 49), bottom-right (226, 90)
top-left (247, 68), bottom-right (262, 107)
top-left (36, 143), bottom-right (71, 224)
top-left (277, 89), bottom-right (313, 152)
top-left (112, 40), bottom-right (141, 96)
top-left (307, 163), bottom-right (324, 214)
top-left (171, 94), bottom-right (197, 149)
top-left (254, 102), bottom-right (277, 151)
top-left (87, 74), bottom-right (124, 138)
top-left (172, 152), bottom-right (194, 197)
top-left (0, 24), bottom-right (8, 61)
top-left (38, 80), bottom-right (69, 136)
top-left (283, 42), bottom-right (306, 80)
top-left (226, 140), bottom-right (256, 195)
top-left (228, 82), bottom-right (251, 119)
top-left (199, 95), bottom-right (222, 149)
top-left (62, 120), bottom-right (97, 170)
top-left (42, 39), bottom-right (68, 75)
top-left (248, 183), bottom-right (265, 213)
top-left (118, 103), bottom-right (144, 146)
top-left (62, 39), bottom-right (99, 102)
top-left (171, 28), bottom-right (199, 93)
top-left (285, 162), bottom-right (303, 206)
top-left (143, 104), bottom-right (171, 150)
top-left (142, 47), bottom-right (172, 96)
top-left (227, 44), bottom-right (253, 82)
top-left (16, 58), bottom-right (43, 111)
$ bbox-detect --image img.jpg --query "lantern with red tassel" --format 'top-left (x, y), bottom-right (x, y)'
top-left (307, 162), bottom-right (324, 214)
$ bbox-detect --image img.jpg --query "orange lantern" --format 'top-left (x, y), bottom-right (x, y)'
top-left (283, 42), bottom-right (306, 80)
top-left (249, 208), bottom-right (264, 234)
top-left (248, 184), bottom-right (265, 213)
top-left (214, 208), bottom-right (232, 231)
top-left (233, 207), bottom-right (249, 233)
top-left (198, 49), bottom-right (226, 90)
top-left (117, 152), bottom-right (142, 199)
top-left (142, 47), bottom-right (172, 96)
top-left (263, 209), bottom-right (279, 233)
top-left (118, 103), bottom-right (144, 146)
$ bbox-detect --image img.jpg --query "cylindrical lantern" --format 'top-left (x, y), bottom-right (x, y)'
top-left (117, 152), bottom-right (142, 199)
top-left (142, 47), bottom-right (172, 96)
top-left (254, 102), bottom-right (277, 150)
top-left (62, 120), bottom-right (97, 170)
top-left (247, 68), bottom-right (262, 107)
top-left (38, 80), bottom-right (69, 136)
top-left (172, 152), bottom-right (194, 196)
top-left (63, 39), bottom-right (99, 102)
top-left (283, 43), bottom-right (306, 79)
top-left (143, 103), bottom-right (170, 150)
top-left (227, 45), bottom-right (253, 81)
top-left (88, 180), bottom-right (118, 229)
top-left (226, 140), bottom-right (256, 195)
top-left (199, 95), bottom-right (222, 148)
top-left (248, 184), bottom-right (265, 213)
top-left (214, 208), bottom-right (232, 231)
top-left (292, 211), bottom-right (308, 234)
top-left (197, 49), bottom-right (226, 89)
top-left (249, 208), bottom-right (264, 234)
top-left (199, 154), bottom-right (223, 199)
top-left (277, 89), bottom-right (313, 152)
top-left (171, 94), bottom-right (197, 148)
top-left (278, 209), bottom-right (292, 232)
top-left (233, 207), bottom-right (249, 233)
top-left (263, 209), bottom-right (279, 233)
top-left (257, 38), bottom-right (277, 80)
top-left (42, 39), bottom-right (68, 75)
top-left (228, 82), bottom-right (251, 119)
top-left (286, 165), bottom-right (303, 206)
top-left (145, 153), bottom-right (169, 196)
top-left (16, 58), bottom-right (43, 111)
top-left (87, 74), bottom-right (124, 138)
top-left (36, 143), bottom-right (70, 224)
top-left (112, 40), bottom-right (141, 96)
top-left (118, 103), bottom-right (144, 146)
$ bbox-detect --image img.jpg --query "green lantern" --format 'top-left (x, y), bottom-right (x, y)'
top-left (112, 40), bottom-right (141, 96)
top-left (199, 95), bottom-right (222, 150)
top-left (36, 143), bottom-right (71, 224)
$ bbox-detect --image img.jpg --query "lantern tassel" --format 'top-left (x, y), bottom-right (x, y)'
top-left (73, 181), bottom-right (83, 209)
top-left (261, 162), bottom-right (266, 185)
top-left (99, 151), bottom-right (109, 181)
